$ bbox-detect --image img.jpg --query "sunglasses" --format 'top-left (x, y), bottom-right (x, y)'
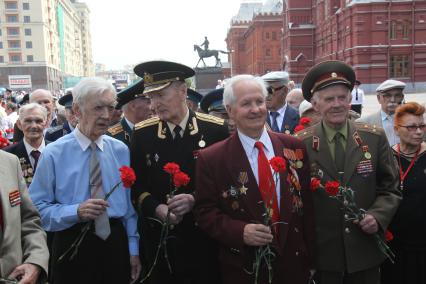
top-left (267, 85), bottom-right (286, 95)
top-left (381, 92), bottom-right (404, 100)
top-left (398, 124), bottom-right (426, 132)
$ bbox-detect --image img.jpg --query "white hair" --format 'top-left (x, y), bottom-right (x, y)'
top-left (18, 103), bottom-right (48, 121)
top-left (73, 77), bottom-right (116, 108)
top-left (29, 89), bottom-right (53, 102)
top-left (223, 74), bottom-right (267, 107)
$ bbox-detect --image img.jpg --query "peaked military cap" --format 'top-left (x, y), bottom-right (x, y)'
top-left (187, 89), bottom-right (203, 103)
top-left (200, 88), bottom-right (225, 114)
top-left (59, 93), bottom-right (73, 108)
top-left (133, 60), bottom-right (195, 95)
top-left (302, 60), bottom-right (356, 102)
top-left (261, 71), bottom-right (290, 85)
top-left (115, 79), bottom-right (147, 109)
top-left (376, 79), bottom-right (406, 93)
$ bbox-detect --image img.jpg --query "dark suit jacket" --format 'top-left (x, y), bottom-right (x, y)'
top-left (107, 118), bottom-right (133, 147)
top-left (130, 110), bottom-right (229, 281)
top-left (44, 122), bottom-right (72, 142)
top-left (194, 131), bottom-right (315, 284)
top-left (295, 120), bottom-right (401, 273)
top-left (266, 105), bottom-right (300, 134)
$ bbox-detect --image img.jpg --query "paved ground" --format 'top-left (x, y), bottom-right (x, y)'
top-left (360, 92), bottom-right (426, 117)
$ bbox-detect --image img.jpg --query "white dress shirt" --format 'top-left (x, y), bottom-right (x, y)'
top-left (23, 138), bottom-right (46, 169)
top-left (167, 108), bottom-right (190, 138)
top-left (269, 103), bottom-right (287, 132)
top-left (238, 128), bottom-right (281, 208)
top-left (381, 110), bottom-right (400, 146)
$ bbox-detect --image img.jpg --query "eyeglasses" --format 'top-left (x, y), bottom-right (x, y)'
top-left (381, 92), bottom-right (404, 100)
top-left (267, 85), bottom-right (286, 94)
top-left (397, 124), bottom-right (426, 132)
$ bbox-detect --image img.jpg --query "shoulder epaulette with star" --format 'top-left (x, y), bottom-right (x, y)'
top-left (46, 125), bottom-right (63, 134)
top-left (107, 123), bottom-right (123, 136)
top-left (354, 122), bottom-right (383, 136)
top-left (195, 112), bottom-right (224, 125)
top-left (135, 116), bottom-right (160, 130)
top-left (294, 126), bottom-right (315, 140)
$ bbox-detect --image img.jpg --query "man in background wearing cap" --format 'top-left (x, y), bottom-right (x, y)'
top-left (108, 79), bottom-right (151, 147)
top-left (262, 71), bottom-right (299, 134)
top-left (130, 60), bottom-right (229, 283)
top-left (186, 88), bottom-right (202, 112)
top-left (296, 61), bottom-right (401, 284)
top-left (200, 88), bottom-right (235, 133)
top-left (350, 80), bottom-right (364, 115)
top-left (357, 79), bottom-right (406, 146)
top-left (45, 91), bottom-right (77, 142)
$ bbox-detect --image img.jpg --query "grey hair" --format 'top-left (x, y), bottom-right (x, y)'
top-left (29, 89), bottom-right (53, 102)
top-left (18, 103), bottom-right (48, 121)
top-left (72, 77), bottom-right (116, 107)
top-left (223, 74), bottom-right (268, 107)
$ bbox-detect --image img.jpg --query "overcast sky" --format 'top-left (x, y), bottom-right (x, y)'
top-left (84, 0), bottom-right (245, 70)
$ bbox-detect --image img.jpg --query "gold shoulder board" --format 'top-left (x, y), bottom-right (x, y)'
top-left (354, 122), bottom-right (382, 135)
top-left (195, 112), bottom-right (225, 125)
top-left (108, 123), bottom-right (123, 135)
top-left (294, 126), bottom-right (314, 140)
top-left (135, 116), bottom-right (160, 130)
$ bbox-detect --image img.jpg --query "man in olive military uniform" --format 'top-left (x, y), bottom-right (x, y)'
top-left (130, 60), bottom-right (229, 284)
top-left (295, 61), bottom-right (401, 284)
top-left (107, 79), bottom-right (151, 147)
top-left (45, 91), bottom-right (77, 142)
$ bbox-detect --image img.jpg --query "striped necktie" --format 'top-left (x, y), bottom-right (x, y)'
top-left (89, 142), bottom-right (111, 240)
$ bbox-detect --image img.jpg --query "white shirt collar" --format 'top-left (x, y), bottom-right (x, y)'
top-left (238, 127), bottom-right (272, 155)
top-left (74, 126), bottom-right (104, 151)
top-left (124, 117), bottom-right (134, 130)
top-left (269, 103), bottom-right (287, 117)
top-left (166, 108), bottom-right (190, 136)
top-left (380, 110), bottom-right (393, 121)
top-left (23, 138), bottom-right (46, 156)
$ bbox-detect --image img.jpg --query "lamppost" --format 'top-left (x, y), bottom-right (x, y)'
top-left (230, 49), bottom-right (235, 77)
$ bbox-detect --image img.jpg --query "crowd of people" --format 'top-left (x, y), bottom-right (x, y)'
top-left (0, 59), bottom-right (424, 284)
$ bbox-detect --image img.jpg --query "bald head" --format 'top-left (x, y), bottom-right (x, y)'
top-left (286, 88), bottom-right (304, 109)
top-left (29, 89), bottom-right (54, 120)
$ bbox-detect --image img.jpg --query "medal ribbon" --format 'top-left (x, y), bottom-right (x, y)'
top-left (396, 143), bottom-right (420, 190)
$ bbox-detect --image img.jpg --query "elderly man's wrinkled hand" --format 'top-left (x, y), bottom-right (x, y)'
top-left (77, 199), bottom-right (108, 221)
top-left (8, 263), bottom-right (40, 284)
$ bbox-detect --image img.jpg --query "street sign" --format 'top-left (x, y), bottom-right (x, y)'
top-left (8, 75), bottom-right (32, 89)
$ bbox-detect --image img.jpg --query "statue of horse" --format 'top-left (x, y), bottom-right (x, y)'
top-left (193, 45), bottom-right (229, 68)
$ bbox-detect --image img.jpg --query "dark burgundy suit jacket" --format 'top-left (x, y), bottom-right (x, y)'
top-left (194, 130), bottom-right (315, 284)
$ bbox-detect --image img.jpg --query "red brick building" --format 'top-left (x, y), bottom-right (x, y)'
top-left (227, 0), bottom-right (426, 93)
top-left (226, 1), bottom-right (283, 76)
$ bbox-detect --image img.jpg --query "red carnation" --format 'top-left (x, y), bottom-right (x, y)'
top-left (385, 230), bottom-right (394, 242)
top-left (269, 156), bottom-right (286, 173)
top-left (310, 178), bottom-right (321, 192)
top-left (0, 137), bottom-right (9, 149)
top-left (173, 171), bottom-right (190, 188)
top-left (324, 181), bottom-right (340, 196)
top-left (294, 124), bottom-right (305, 133)
top-left (119, 166), bottom-right (136, 188)
top-left (299, 117), bottom-right (311, 126)
top-left (163, 162), bottom-right (180, 175)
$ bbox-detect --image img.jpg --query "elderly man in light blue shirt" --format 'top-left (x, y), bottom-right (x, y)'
top-left (30, 77), bottom-right (141, 284)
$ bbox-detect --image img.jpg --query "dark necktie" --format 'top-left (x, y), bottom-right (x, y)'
top-left (254, 142), bottom-right (280, 229)
top-left (270, 112), bottom-right (280, 132)
top-left (334, 132), bottom-right (345, 178)
top-left (30, 150), bottom-right (41, 171)
top-left (89, 143), bottom-right (110, 240)
top-left (356, 89), bottom-right (359, 101)
top-left (173, 125), bottom-right (182, 143)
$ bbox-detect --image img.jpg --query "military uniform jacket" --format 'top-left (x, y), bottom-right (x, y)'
top-left (295, 120), bottom-right (401, 273)
top-left (107, 118), bottom-right (132, 147)
top-left (44, 122), bottom-right (72, 142)
top-left (130, 110), bottom-right (229, 274)
top-left (0, 151), bottom-right (49, 280)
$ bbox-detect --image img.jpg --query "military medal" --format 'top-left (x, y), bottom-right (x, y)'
top-left (312, 136), bottom-right (320, 151)
top-left (295, 149), bottom-right (304, 168)
top-left (154, 153), bottom-right (160, 162)
top-left (198, 135), bottom-right (206, 148)
top-left (146, 154), bottom-right (152, 166)
top-left (27, 168), bottom-right (33, 174)
top-left (9, 190), bottom-right (21, 207)
top-left (238, 172), bottom-right (249, 195)
top-left (361, 146), bottom-right (371, 160)
top-left (284, 130), bottom-right (290, 134)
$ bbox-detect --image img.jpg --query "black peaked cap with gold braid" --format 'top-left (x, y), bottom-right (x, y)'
top-left (302, 60), bottom-right (356, 102)
top-left (116, 79), bottom-right (146, 109)
top-left (133, 60), bottom-right (195, 95)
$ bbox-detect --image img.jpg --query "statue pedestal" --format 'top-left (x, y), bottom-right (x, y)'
top-left (194, 67), bottom-right (224, 94)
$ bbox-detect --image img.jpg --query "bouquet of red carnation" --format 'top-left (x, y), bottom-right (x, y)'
top-left (0, 137), bottom-right (9, 149)
top-left (310, 178), bottom-right (395, 263)
top-left (58, 166), bottom-right (136, 262)
top-left (294, 117), bottom-right (312, 134)
top-left (141, 162), bottom-right (190, 283)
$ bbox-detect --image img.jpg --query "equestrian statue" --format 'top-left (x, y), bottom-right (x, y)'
top-left (194, 37), bottom-right (229, 68)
